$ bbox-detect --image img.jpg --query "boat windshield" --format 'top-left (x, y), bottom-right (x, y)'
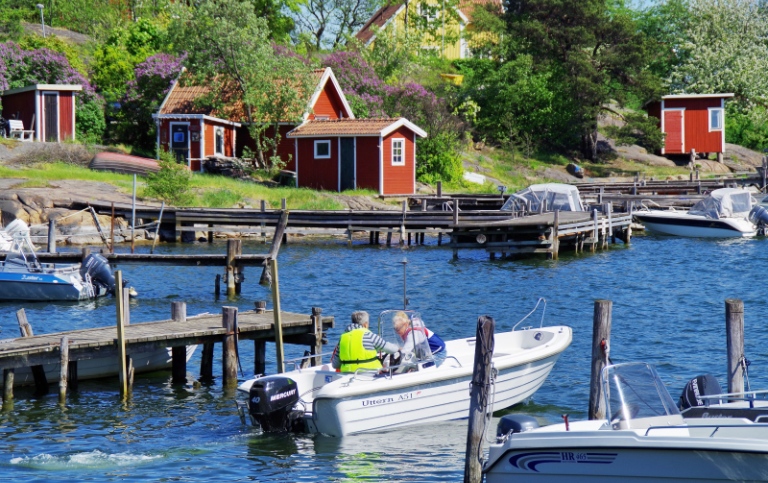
top-left (689, 188), bottom-right (754, 219)
top-left (377, 310), bottom-right (433, 362)
top-left (500, 183), bottom-right (584, 213)
top-left (602, 362), bottom-right (680, 427)
top-left (2, 224), bottom-right (36, 266)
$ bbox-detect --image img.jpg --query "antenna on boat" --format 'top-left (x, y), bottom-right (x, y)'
top-left (401, 258), bottom-right (408, 309)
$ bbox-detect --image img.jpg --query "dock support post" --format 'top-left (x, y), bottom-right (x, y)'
top-left (226, 239), bottom-right (242, 297)
top-left (591, 209), bottom-right (599, 252)
top-left (214, 274), bottom-right (221, 298)
top-left (437, 181), bottom-right (442, 198)
top-left (260, 210), bottom-right (289, 285)
top-left (260, 200), bottom-right (267, 243)
top-left (464, 315), bottom-right (494, 483)
top-left (47, 218), bottom-right (56, 253)
top-left (16, 309), bottom-right (48, 396)
top-left (401, 200), bottom-right (407, 245)
top-left (725, 299), bottom-right (745, 399)
top-left (271, 259), bottom-right (285, 374)
top-left (589, 300), bottom-right (612, 420)
top-left (110, 202), bottom-right (115, 253)
top-left (2, 369), bottom-right (13, 405)
top-left (311, 307), bottom-right (323, 367)
top-left (254, 301), bottom-right (267, 376)
top-left (222, 306), bottom-right (239, 388)
top-left (115, 271), bottom-right (129, 397)
top-left (59, 336), bottom-right (69, 403)
top-left (200, 343), bottom-right (214, 383)
top-left (549, 210), bottom-right (560, 260)
top-left (386, 231), bottom-right (392, 247)
top-left (171, 302), bottom-right (187, 385)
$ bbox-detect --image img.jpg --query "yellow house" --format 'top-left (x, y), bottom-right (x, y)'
top-left (355, 0), bottom-right (501, 60)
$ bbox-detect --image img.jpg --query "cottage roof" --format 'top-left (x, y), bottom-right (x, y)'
top-left (2, 84), bottom-right (82, 96)
top-left (287, 118), bottom-right (427, 138)
top-left (661, 93), bottom-right (735, 100)
top-left (156, 67), bottom-right (353, 123)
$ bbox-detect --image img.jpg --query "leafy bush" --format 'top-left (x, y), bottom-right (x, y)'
top-left (726, 105), bottom-right (768, 152)
top-left (144, 150), bottom-right (192, 205)
top-left (604, 112), bottom-right (664, 153)
top-left (416, 131), bottom-right (464, 184)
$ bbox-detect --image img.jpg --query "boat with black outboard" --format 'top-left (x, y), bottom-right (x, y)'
top-left (484, 362), bottom-right (768, 482)
top-left (236, 299), bottom-right (572, 437)
top-left (0, 223), bottom-right (118, 301)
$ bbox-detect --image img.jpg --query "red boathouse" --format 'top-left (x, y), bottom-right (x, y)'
top-left (646, 93), bottom-right (735, 159)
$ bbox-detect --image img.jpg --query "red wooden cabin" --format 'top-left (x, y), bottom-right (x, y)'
top-left (646, 93), bottom-right (734, 158)
top-left (287, 118), bottom-right (427, 195)
top-left (1, 84), bottom-right (82, 142)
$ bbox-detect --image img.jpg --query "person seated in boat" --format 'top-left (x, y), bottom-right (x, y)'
top-left (331, 310), bottom-right (402, 373)
top-left (393, 311), bottom-right (445, 359)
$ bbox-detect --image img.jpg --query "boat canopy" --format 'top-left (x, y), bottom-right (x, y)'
top-left (500, 183), bottom-right (584, 213)
top-left (689, 188), bottom-right (754, 219)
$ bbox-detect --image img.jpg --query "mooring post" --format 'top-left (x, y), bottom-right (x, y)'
top-left (200, 342), bottom-right (214, 383)
top-left (214, 274), bottom-right (221, 298)
top-left (16, 309), bottom-right (48, 395)
top-left (550, 209), bottom-right (560, 260)
top-left (2, 368), bottom-right (13, 405)
top-left (725, 299), bottom-right (745, 398)
top-left (271, 259), bottom-right (285, 374)
top-left (47, 218), bottom-right (56, 253)
top-left (59, 336), bottom-right (69, 403)
top-left (464, 315), bottom-right (495, 483)
top-left (171, 302), bottom-right (187, 385)
top-left (115, 271), bottom-right (128, 397)
top-left (453, 199), bottom-right (459, 226)
top-left (222, 306), bottom-right (239, 388)
top-left (151, 201), bottom-right (165, 253)
top-left (260, 211), bottom-right (289, 285)
top-left (225, 239), bottom-right (241, 297)
top-left (400, 200), bottom-right (407, 245)
top-left (589, 300), bottom-right (612, 420)
top-left (254, 301), bottom-right (267, 376)
top-left (437, 181), bottom-right (442, 198)
top-left (260, 200), bottom-right (267, 243)
top-left (311, 307), bottom-right (324, 366)
top-left (591, 209), bottom-right (599, 253)
top-left (110, 202), bottom-right (115, 253)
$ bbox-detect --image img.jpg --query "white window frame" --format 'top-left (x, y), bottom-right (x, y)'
top-left (314, 140), bottom-right (331, 159)
top-left (391, 138), bottom-right (405, 166)
top-left (708, 107), bottom-right (723, 131)
top-left (214, 127), bottom-right (224, 156)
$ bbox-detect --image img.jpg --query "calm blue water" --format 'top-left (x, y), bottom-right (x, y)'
top-left (1, 233), bottom-right (768, 481)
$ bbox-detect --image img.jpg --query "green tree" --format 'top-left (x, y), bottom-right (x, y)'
top-left (505, 0), bottom-right (662, 160)
top-left (169, 0), bottom-right (315, 170)
top-left (145, 149), bottom-right (193, 205)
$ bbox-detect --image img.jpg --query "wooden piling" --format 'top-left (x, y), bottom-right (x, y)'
top-left (588, 300), bottom-right (612, 420)
top-left (110, 202), bottom-right (115, 253)
top-left (214, 274), bottom-right (221, 298)
top-left (725, 299), bottom-right (745, 398)
top-left (47, 218), bottom-right (56, 253)
top-left (59, 336), bottom-right (69, 402)
top-left (2, 369), bottom-right (13, 403)
top-left (115, 271), bottom-right (128, 397)
top-left (171, 302), bottom-right (187, 384)
top-left (271, 259), bottom-right (285, 374)
top-left (200, 343), bottom-right (214, 383)
top-left (222, 306), bottom-right (239, 388)
top-left (16, 309), bottom-right (48, 396)
top-left (464, 315), bottom-right (495, 483)
top-left (437, 181), bottom-right (442, 198)
top-left (260, 210), bottom-right (289, 285)
top-left (550, 210), bottom-right (560, 260)
top-left (225, 239), bottom-right (242, 296)
top-left (151, 201), bottom-right (165, 253)
top-left (311, 307), bottom-right (323, 366)
top-left (254, 301), bottom-right (267, 375)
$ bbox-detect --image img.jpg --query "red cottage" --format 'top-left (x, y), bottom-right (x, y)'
top-left (154, 77), bottom-right (242, 171)
top-left (1, 84), bottom-right (82, 142)
top-left (645, 93), bottom-right (735, 160)
top-left (287, 118), bottom-right (427, 195)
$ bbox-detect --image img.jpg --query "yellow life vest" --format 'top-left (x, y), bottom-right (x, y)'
top-left (338, 328), bottom-right (381, 372)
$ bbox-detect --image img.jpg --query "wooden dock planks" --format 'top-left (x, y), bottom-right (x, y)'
top-left (0, 310), bottom-right (335, 372)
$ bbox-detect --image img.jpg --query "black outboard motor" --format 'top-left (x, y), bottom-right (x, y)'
top-left (679, 374), bottom-right (723, 410)
top-left (496, 414), bottom-right (539, 442)
top-left (247, 375), bottom-right (304, 432)
top-left (80, 253), bottom-right (117, 293)
top-left (749, 205), bottom-right (768, 235)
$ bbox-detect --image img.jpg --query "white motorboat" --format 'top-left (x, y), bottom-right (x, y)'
top-left (633, 187), bottom-right (768, 238)
top-left (484, 362), bottom-right (768, 482)
top-left (501, 183), bottom-right (585, 213)
top-left (5, 345), bottom-right (198, 387)
top-left (237, 301), bottom-right (572, 437)
top-left (0, 223), bottom-right (117, 301)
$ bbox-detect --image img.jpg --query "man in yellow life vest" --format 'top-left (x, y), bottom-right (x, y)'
top-left (331, 311), bottom-right (402, 372)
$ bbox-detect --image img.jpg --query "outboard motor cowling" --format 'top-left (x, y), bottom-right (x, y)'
top-left (247, 375), bottom-right (304, 432)
top-left (80, 254), bottom-right (116, 293)
top-left (679, 374), bottom-right (723, 410)
top-left (749, 205), bottom-right (768, 235)
top-left (496, 414), bottom-right (539, 442)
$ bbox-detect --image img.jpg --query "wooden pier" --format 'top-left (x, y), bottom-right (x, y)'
top-left (0, 303), bottom-right (334, 401)
top-left (450, 209), bottom-right (632, 259)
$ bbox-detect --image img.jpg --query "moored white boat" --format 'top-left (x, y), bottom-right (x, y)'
top-left (237, 302), bottom-right (572, 437)
top-left (501, 183), bottom-right (585, 213)
top-left (633, 187), bottom-right (767, 238)
top-left (484, 362), bottom-right (768, 482)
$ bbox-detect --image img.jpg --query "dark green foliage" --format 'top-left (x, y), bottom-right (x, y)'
top-left (726, 105), bottom-right (768, 152)
top-left (416, 132), bottom-right (464, 184)
top-left (145, 150), bottom-right (192, 205)
top-left (604, 112), bottom-right (664, 153)
top-left (76, 99), bottom-right (106, 144)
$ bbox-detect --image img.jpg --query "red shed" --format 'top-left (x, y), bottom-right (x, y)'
top-left (154, 79), bottom-right (242, 171)
top-left (646, 93), bottom-right (734, 158)
top-left (286, 118), bottom-right (427, 195)
top-left (1, 84), bottom-right (82, 142)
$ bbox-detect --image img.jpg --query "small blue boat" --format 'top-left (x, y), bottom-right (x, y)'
top-left (0, 223), bottom-right (116, 302)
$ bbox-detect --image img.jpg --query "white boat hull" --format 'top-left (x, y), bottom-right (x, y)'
top-left (6, 345), bottom-right (198, 387)
top-left (240, 325), bottom-right (572, 437)
top-left (634, 211), bottom-right (756, 238)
